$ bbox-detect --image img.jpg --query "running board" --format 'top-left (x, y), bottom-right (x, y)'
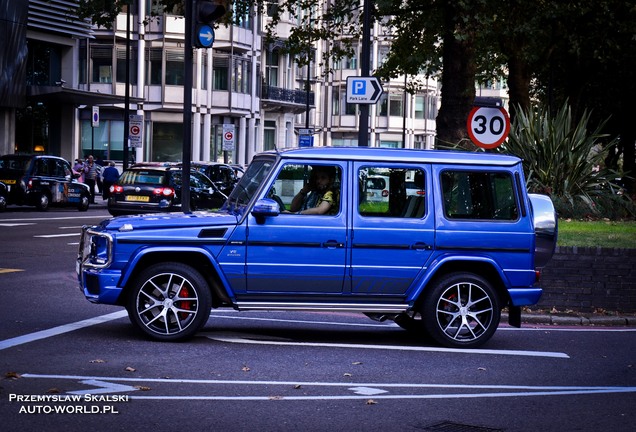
top-left (234, 302), bottom-right (410, 313)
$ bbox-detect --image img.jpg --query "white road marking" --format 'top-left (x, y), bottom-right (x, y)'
top-left (19, 374), bottom-right (636, 401)
top-left (0, 311), bottom-right (127, 351)
top-left (0, 215), bottom-right (106, 222)
top-left (0, 223), bottom-right (37, 227)
top-left (34, 233), bottom-right (80, 238)
top-left (207, 334), bottom-right (570, 358)
top-left (68, 379), bottom-right (139, 395)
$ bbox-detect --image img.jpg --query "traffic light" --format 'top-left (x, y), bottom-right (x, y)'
top-left (192, 0), bottom-right (226, 48)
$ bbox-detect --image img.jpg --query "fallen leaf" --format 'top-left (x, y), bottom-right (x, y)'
top-left (125, 366), bottom-right (136, 372)
top-left (242, 366), bottom-right (251, 372)
top-left (343, 373), bottom-right (352, 377)
top-left (352, 361), bottom-right (363, 365)
top-left (47, 388), bottom-right (60, 394)
top-left (366, 399), bottom-right (377, 405)
top-left (134, 385), bottom-right (151, 391)
top-left (293, 384), bottom-right (302, 389)
top-left (268, 395), bottom-right (283, 400)
top-left (5, 372), bottom-right (21, 379)
top-left (477, 367), bottom-right (487, 371)
top-left (89, 359), bottom-right (106, 364)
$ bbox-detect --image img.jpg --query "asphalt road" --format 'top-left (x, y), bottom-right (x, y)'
top-left (1, 206), bottom-right (635, 432)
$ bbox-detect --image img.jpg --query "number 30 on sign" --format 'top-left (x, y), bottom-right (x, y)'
top-left (466, 106), bottom-right (510, 149)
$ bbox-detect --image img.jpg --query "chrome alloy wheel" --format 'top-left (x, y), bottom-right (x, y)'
top-left (128, 262), bottom-right (212, 341)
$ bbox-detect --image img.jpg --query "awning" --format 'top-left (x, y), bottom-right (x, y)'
top-left (27, 86), bottom-right (144, 106)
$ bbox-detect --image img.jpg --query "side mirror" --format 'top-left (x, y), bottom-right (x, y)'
top-left (252, 198), bottom-right (280, 221)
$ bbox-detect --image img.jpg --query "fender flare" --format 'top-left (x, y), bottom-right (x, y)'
top-left (118, 245), bottom-right (236, 300)
top-left (406, 253), bottom-right (511, 304)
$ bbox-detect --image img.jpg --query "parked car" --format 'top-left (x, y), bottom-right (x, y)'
top-left (0, 181), bottom-right (7, 211)
top-left (185, 162), bottom-right (239, 196)
top-left (364, 175), bottom-right (390, 202)
top-left (78, 147), bottom-right (558, 348)
top-left (0, 154), bottom-right (90, 211)
top-left (107, 163), bottom-right (227, 216)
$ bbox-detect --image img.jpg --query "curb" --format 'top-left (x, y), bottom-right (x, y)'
top-left (502, 313), bottom-right (636, 327)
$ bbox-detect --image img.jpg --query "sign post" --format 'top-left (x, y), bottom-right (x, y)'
top-left (466, 106), bottom-right (510, 149)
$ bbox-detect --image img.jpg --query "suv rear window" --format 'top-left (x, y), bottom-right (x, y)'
top-left (441, 170), bottom-right (519, 220)
top-left (119, 170), bottom-right (166, 185)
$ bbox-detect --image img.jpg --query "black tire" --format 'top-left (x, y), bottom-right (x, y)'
top-left (0, 195), bottom-right (6, 212)
top-left (126, 262), bottom-right (212, 341)
top-left (422, 272), bottom-right (500, 348)
top-left (35, 193), bottom-right (50, 211)
top-left (78, 193), bottom-right (90, 211)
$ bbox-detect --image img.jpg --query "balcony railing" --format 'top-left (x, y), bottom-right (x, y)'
top-left (262, 84), bottom-right (314, 106)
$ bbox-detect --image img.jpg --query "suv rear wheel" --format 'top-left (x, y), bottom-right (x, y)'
top-left (126, 262), bottom-right (212, 341)
top-left (422, 272), bottom-right (500, 348)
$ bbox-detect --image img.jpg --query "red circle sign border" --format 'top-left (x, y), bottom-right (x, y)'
top-left (466, 106), bottom-right (511, 149)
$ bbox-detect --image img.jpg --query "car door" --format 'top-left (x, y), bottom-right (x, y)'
top-left (349, 162), bottom-right (435, 297)
top-left (243, 161), bottom-right (348, 295)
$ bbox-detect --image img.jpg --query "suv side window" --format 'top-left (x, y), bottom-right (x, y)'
top-left (441, 170), bottom-right (519, 220)
top-left (269, 163), bottom-right (341, 215)
top-left (358, 166), bottom-right (426, 218)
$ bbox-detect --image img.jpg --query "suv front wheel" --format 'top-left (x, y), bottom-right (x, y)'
top-left (126, 262), bottom-right (212, 341)
top-left (422, 272), bottom-right (500, 348)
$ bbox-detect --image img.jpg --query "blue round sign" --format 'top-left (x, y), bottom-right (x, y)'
top-left (197, 25), bottom-right (215, 48)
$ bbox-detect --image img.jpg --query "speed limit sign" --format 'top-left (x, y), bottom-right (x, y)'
top-left (467, 106), bottom-right (510, 149)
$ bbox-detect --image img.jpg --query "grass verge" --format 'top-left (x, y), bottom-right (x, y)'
top-left (557, 220), bottom-right (636, 248)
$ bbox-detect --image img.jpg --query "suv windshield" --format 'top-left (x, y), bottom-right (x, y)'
top-left (227, 159), bottom-right (274, 209)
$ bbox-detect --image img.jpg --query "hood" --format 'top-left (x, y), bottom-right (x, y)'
top-left (100, 209), bottom-right (239, 231)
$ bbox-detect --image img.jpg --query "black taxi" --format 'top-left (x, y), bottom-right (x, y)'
top-left (0, 154), bottom-right (91, 211)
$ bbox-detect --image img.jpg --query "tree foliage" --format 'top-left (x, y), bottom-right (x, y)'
top-left (74, 0), bottom-right (636, 194)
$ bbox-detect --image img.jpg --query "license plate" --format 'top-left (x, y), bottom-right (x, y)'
top-left (125, 195), bottom-right (150, 202)
top-left (0, 179), bottom-right (16, 184)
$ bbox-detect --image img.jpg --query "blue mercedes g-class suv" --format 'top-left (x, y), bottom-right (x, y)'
top-left (77, 147), bottom-right (557, 348)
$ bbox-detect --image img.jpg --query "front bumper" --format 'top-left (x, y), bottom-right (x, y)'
top-left (77, 226), bottom-right (123, 304)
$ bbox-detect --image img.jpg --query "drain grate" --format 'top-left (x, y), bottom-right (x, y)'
top-left (421, 421), bottom-right (504, 432)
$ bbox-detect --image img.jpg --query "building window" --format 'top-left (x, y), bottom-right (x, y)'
top-left (116, 47), bottom-right (138, 84)
top-left (80, 119), bottom-right (126, 161)
top-left (415, 95), bottom-right (425, 119)
top-left (331, 87), bottom-right (340, 115)
top-left (334, 42), bottom-right (357, 70)
top-left (213, 54), bottom-right (229, 90)
top-left (152, 122), bottom-right (183, 161)
top-left (266, 50), bottom-right (279, 87)
top-left (165, 50), bottom-right (184, 85)
top-left (201, 51), bottom-right (208, 90)
top-left (146, 48), bottom-right (162, 85)
top-left (264, 120), bottom-right (276, 151)
top-left (378, 93), bottom-right (388, 116)
top-left (232, 56), bottom-right (251, 94)
top-left (389, 94), bottom-right (403, 116)
top-left (91, 45), bottom-right (113, 83)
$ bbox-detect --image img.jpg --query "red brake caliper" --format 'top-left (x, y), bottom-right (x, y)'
top-left (178, 287), bottom-right (192, 319)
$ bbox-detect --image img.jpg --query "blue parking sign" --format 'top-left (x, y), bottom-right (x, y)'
top-left (352, 80), bottom-right (366, 95)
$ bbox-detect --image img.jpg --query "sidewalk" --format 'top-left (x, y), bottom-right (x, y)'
top-left (503, 309), bottom-right (636, 327)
